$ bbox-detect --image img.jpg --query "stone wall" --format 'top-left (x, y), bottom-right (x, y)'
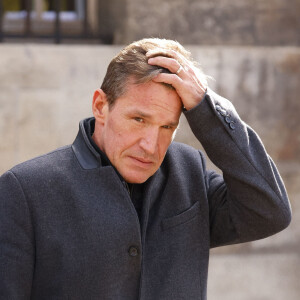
top-left (111, 0), bottom-right (300, 46)
top-left (0, 44), bottom-right (299, 299)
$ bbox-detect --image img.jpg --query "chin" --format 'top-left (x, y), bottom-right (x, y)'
top-left (126, 177), bottom-right (149, 184)
top-left (123, 172), bottom-right (152, 184)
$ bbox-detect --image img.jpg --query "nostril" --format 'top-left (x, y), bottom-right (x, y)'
top-left (139, 138), bottom-right (157, 154)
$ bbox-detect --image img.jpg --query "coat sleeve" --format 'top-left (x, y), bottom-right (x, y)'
top-left (184, 89), bottom-right (292, 248)
top-left (0, 170), bottom-right (34, 299)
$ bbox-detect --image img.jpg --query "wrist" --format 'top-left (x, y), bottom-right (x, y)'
top-left (184, 89), bottom-right (207, 111)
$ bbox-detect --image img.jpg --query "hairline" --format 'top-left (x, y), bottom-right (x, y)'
top-left (107, 75), bottom-right (175, 110)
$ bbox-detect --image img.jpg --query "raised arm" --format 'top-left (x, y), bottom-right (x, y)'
top-left (185, 90), bottom-right (291, 247)
top-left (147, 50), bottom-right (291, 247)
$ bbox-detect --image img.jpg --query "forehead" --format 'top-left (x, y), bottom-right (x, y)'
top-left (114, 80), bottom-right (182, 115)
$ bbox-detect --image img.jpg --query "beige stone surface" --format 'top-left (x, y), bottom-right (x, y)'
top-left (0, 88), bottom-right (18, 172)
top-left (208, 253), bottom-right (300, 300)
top-left (176, 46), bottom-right (300, 163)
top-left (16, 89), bottom-right (62, 162)
top-left (0, 44), bottom-right (122, 165)
top-left (113, 0), bottom-right (300, 46)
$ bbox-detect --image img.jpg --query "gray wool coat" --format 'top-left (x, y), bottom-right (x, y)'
top-left (0, 90), bottom-right (291, 299)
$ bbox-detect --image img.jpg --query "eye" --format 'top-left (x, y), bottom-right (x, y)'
top-left (162, 125), bottom-right (172, 129)
top-left (134, 117), bottom-right (144, 123)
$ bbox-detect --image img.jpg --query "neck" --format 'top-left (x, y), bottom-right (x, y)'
top-left (92, 121), bottom-right (104, 153)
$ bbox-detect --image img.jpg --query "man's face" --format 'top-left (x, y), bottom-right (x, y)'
top-left (97, 80), bottom-right (182, 184)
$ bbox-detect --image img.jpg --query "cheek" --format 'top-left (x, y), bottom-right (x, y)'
top-left (106, 122), bottom-right (136, 156)
top-left (158, 133), bottom-right (174, 158)
top-left (106, 117), bottom-right (126, 141)
top-left (103, 122), bottom-right (122, 156)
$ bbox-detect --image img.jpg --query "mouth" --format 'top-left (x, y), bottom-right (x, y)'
top-left (128, 156), bottom-right (154, 168)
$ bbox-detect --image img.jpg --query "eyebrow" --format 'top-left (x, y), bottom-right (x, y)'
top-left (129, 109), bottom-right (179, 127)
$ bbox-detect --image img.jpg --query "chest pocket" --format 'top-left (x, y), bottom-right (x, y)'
top-left (161, 201), bottom-right (200, 231)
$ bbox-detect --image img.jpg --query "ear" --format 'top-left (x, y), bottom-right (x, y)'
top-left (92, 89), bottom-right (109, 124)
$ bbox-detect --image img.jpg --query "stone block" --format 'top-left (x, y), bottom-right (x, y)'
top-left (113, 0), bottom-right (300, 46)
top-left (255, 1), bottom-right (300, 45)
top-left (16, 89), bottom-right (63, 163)
top-left (175, 46), bottom-right (300, 163)
top-left (0, 89), bottom-right (19, 174)
top-left (208, 253), bottom-right (300, 300)
top-left (0, 45), bottom-right (65, 89)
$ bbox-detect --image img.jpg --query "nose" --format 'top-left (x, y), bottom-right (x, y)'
top-left (139, 127), bottom-right (159, 155)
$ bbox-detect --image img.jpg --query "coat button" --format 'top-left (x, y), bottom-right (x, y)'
top-left (215, 105), bottom-right (221, 111)
top-left (220, 109), bottom-right (227, 116)
top-left (128, 246), bottom-right (139, 257)
top-left (225, 116), bottom-right (231, 123)
top-left (229, 122), bottom-right (235, 130)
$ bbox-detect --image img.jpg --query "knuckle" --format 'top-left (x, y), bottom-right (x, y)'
top-left (171, 59), bottom-right (179, 69)
top-left (169, 49), bottom-right (179, 57)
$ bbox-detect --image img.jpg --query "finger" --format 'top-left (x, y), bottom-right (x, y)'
top-left (147, 48), bottom-right (193, 68)
top-left (146, 48), bottom-right (182, 60)
top-left (151, 72), bottom-right (183, 88)
top-left (146, 48), bottom-right (174, 59)
top-left (148, 56), bottom-right (182, 75)
top-left (175, 65), bottom-right (184, 76)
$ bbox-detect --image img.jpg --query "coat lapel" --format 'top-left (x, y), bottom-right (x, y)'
top-left (140, 167), bottom-right (166, 242)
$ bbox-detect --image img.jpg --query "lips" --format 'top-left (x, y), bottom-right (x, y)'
top-left (134, 157), bottom-right (152, 163)
top-left (128, 156), bottom-right (154, 168)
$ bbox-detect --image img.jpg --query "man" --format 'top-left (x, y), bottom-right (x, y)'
top-left (0, 38), bottom-right (291, 299)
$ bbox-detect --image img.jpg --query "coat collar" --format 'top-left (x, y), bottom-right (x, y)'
top-left (71, 118), bottom-right (166, 192)
top-left (71, 118), bottom-right (102, 169)
top-left (71, 117), bottom-right (167, 238)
